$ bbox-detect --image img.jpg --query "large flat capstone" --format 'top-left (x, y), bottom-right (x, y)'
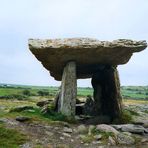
top-left (28, 38), bottom-right (147, 80)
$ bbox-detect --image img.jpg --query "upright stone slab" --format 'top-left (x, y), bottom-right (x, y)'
top-left (59, 61), bottom-right (77, 117)
top-left (91, 66), bottom-right (122, 120)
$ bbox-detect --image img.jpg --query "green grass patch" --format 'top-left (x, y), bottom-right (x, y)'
top-left (112, 110), bottom-right (133, 124)
top-left (80, 135), bottom-right (94, 143)
top-left (0, 106), bottom-right (76, 124)
top-left (0, 123), bottom-right (27, 148)
top-left (1, 84), bottom-right (148, 100)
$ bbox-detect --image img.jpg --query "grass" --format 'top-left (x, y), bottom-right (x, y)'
top-left (123, 99), bottom-right (148, 105)
top-left (0, 84), bottom-right (147, 125)
top-left (112, 110), bottom-right (133, 124)
top-left (0, 84), bottom-right (148, 100)
top-left (80, 135), bottom-right (95, 143)
top-left (80, 129), bottom-right (115, 144)
top-left (0, 123), bottom-right (27, 148)
top-left (0, 100), bottom-right (74, 125)
top-left (121, 86), bottom-right (148, 100)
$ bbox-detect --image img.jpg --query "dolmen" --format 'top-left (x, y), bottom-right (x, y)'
top-left (28, 38), bottom-right (147, 120)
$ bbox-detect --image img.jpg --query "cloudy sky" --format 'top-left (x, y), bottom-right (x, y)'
top-left (0, 0), bottom-right (148, 87)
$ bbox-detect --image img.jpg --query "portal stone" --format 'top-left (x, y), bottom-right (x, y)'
top-left (91, 66), bottom-right (122, 120)
top-left (59, 61), bottom-right (77, 117)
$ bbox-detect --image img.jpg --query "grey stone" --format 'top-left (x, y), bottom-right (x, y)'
top-left (16, 116), bottom-right (31, 122)
top-left (96, 124), bottom-right (119, 135)
top-left (56, 144), bottom-right (70, 148)
top-left (20, 142), bottom-right (33, 148)
top-left (83, 95), bottom-right (94, 116)
top-left (0, 118), bottom-right (19, 125)
top-left (40, 105), bottom-right (50, 114)
top-left (62, 133), bottom-right (71, 137)
top-left (59, 61), bottom-right (76, 116)
top-left (28, 38), bottom-right (147, 80)
top-left (121, 124), bottom-right (145, 134)
top-left (0, 118), bottom-right (6, 123)
top-left (77, 125), bottom-right (88, 134)
top-left (36, 100), bottom-right (52, 107)
top-left (85, 115), bottom-right (111, 125)
top-left (143, 122), bottom-right (148, 128)
top-left (144, 128), bottom-right (148, 133)
top-left (122, 132), bottom-right (132, 136)
top-left (88, 125), bottom-right (96, 135)
top-left (117, 133), bottom-right (135, 145)
top-left (111, 125), bottom-right (122, 130)
top-left (79, 135), bottom-right (86, 139)
top-left (60, 137), bottom-right (64, 140)
top-left (45, 131), bottom-right (53, 136)
top-left (108, 136), bottom-right (116, 146)
top-left (63, 127), bottom-right (73, 133)
top-left (94, 134), bottom-right (102, 140)
top-left (141, 138), bottom-right (148, 143)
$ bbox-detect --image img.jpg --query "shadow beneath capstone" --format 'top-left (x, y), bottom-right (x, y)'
top-left (75, 96), bottom-right (112, 125)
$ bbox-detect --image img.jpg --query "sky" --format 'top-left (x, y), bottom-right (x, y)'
top-left (0, 0), bottom-right (148, 87)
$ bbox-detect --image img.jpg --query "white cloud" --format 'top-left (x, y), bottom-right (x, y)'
top-left (0, 0), bottom-right (148, 86)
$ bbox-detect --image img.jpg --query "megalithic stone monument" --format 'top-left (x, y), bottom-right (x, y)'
top-left (28, 38), bottom-right (147, 119)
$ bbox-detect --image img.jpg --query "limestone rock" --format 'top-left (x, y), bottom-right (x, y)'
top-left (96, 124), bottom-right (119, 135)
top-left (62, 133), bottom-right (71, 137)
top-left (56, 144), bottom-right (70, 148)
top-left (63, 127), bottom-right (73, 133)
top-left (88, 125), bottom-right (96, 135)
top-left (16, 116), bottom-right (31, 122)
top-left (111, 125), bottom-right (122, 130)
top-left (77, 125), bottom-right (88, 134)
top-left (40, 105), bottom-right (50, 114)
top-left (85, 116), bottom-right (111, 124)
top-left (108, 136), bottom-right (116, 146)
top-left (94, 134), bottom-right (102, 140)
top-left (120, 124), bottom-right (145, 134)
top-left (36, 100), bottom-right (52, 107)
top-left (83, 95), bottom-right (94, 115)
top-left (143, 122), bottom-right (148, 128)
top-left (117, 133), bottom-right (135, 145)
top-left (59, 61), bottom-right (76, 116)
top-left (28, 38), bottom-right (147, 80)
top-left (141, 138), bottom-right (148, 143)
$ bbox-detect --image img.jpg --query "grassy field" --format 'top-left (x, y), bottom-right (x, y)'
top-left (0, 84), bottom-right (148, 147)
top-left (0, 83), bottom-right (148, 100)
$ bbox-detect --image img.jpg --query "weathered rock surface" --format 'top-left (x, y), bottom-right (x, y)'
top-left (96, 124), bottom-right (119, 135)
top-left (36, 100), bottom-right (52, 107)
top-left (63, 127), bottom-right (73, 133)
top-left (77, 125), bottom-right (88, 134)
top-left (108, 136), bottom-right (116, 146)
top-left (28, 38), bottom-right (147, 80)
top-left (16, 116), bottom-right (31, 122)
top-left (59, 61), bottom-right (77, 116)
top-left (112, 124), bottom-right (146, 134)
top-left (117, 133), bottom-right (135, 145)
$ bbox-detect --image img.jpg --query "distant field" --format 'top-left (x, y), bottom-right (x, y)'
top-left (121, 86), bottom-right (148, 100)
top-left (0, 84), bottom-right (148, 100)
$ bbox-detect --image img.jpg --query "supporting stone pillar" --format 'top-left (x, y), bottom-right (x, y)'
top-left (91, 65), bottom-right (122, 120)
top-left (59, 61), bottom-right (77, 117)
